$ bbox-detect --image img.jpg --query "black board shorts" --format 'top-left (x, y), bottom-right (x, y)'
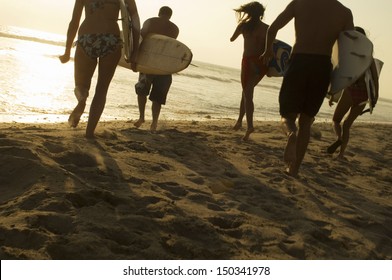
top-left (135, 73), bottom-right (172, 105)
top-left (279, 53), bottom-right (332, 118)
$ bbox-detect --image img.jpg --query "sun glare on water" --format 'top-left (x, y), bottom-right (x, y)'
top-left (0, 26), bottom-right (79, 122)
top-left (10, 39), bottom-right (75, 119)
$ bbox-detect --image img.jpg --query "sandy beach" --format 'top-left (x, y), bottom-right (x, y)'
top-left (0, 120), bottom-right (391, 259)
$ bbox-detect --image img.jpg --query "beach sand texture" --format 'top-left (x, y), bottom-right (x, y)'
top-left (0, 120), bottom-right (391, 259)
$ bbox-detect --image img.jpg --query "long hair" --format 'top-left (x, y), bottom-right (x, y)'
top-left (355, 26), bottom-right (366, 36)
top-left (234, 1), bottom-right (265, 31)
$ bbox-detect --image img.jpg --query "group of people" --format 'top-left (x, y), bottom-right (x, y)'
top-left (231, 0), bottom-right (378, 177)
top-left (60, 0), bottom-right (178, 137)
top-left (60, 0), bottom-right (379, 178)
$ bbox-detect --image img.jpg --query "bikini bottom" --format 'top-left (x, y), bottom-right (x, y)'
top-left (348, 86), bottom-right (368, 106)
top-left (77, 33), bottom-right (122, 59)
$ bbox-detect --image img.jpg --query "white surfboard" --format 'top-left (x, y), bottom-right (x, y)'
top-left (119, 34), bottom-right (192, 74)
top-left (329, 30), bottom-right (373, 95)
top-left (364, 58), bottom-right (383, 114)
top-left (267, 39), bottom-right (292, 77)
top-left (119, 0), bottom-right (133, 62)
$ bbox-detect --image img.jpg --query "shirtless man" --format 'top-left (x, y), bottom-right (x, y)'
top-left (133, 6), bottom-right (179, 131)
top-left (261, 0), bottom-right (354, 177)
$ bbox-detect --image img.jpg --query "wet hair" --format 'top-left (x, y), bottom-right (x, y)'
top-left (354, 26), bottom-right (366, 36)
top-left (234, 1), bottom-right (265, 31)
top-left (159, 6), bottom-right (173, 18)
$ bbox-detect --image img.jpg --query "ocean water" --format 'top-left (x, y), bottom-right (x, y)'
top-left (1, 25), bottom-right (392, 124)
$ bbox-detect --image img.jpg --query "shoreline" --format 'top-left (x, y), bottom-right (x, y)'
top-left (0, 120), bottom-right (391, 259)
top-left (1, 116), bottom-right (392, 125)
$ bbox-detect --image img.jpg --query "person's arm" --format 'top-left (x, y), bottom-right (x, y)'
top-left (230, 24), bottom-right (242, 42)
top-left (172, 25), bottom-right (179, 39)
top-left (260, 0), bottom-right (295, 65)
top-left (329, 94), bottom-right (335, 107)
top-left (343, 9), bottom-right (354, 31)
top-left (127, 0), bottom-right (140, 71)
top-left (140, 19), bottom-right (150, 39)
top-left (59, 0), bottom-right (83, 63)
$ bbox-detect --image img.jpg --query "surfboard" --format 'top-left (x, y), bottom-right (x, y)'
top-left (267, 39), bottom-right (292, 77)
top-left (119, 34), bottom-right (193, 75)
top-left (329, 30), bottom-right (373, 95)
top-left (326, 40), bottom-right (343, 103)
top-left (119, 0), bottom-right (133, 62)
top-left (364, 58), bottom-right (383, 114)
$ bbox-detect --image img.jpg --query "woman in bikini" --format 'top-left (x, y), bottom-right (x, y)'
top-left (60, 0), bottom-right (140, 138)
top-left (230, 1), bottom-right (269, 141)
top-left (327, 27), bottom-right (379, 159)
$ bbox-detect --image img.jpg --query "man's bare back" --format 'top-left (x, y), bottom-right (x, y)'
top-left (141, 17), bottom-right (179, 39)
top-left (266, 0), bottom-right (354, 57)
top-left (292, 0), bottom-right (354, 55)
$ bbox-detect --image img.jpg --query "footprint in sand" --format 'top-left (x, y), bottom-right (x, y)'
top-left (155, 182), bottom-right (189, 200)
top-left (208, 215), bottom-right (244, 239)
top-left (65, 189), bottom-right (124, 208)
top-left (0, 227), bottom-right (47, 251)
top-left (43, 141), bottom-right (68, 154)
top-left (279, 239), bottom-right (306, 259)
top-left (27, 213), bottom-right (75, 235)
top-left (186, 174), bottom-right (205, 185)
top-left (54, 151), bottom-right (97, 168)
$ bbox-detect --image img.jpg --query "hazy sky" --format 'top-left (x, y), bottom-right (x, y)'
top-left (1, 0), bottom-right (391, 99)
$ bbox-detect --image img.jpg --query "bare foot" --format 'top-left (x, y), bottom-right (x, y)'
top-left (285, 166), bottom-right (299, 178)
top-left (327, 139), bottom-right (342, 154)
top-left (283, 132), bottom-right (297, 165)
top-left (68, 101), bottom-right (86, 128)
top-left (233, 121), bottom-right (242, 131)
top-left (336, 154), bottom-right (347, 161)
top-left (85, 133), bottom-right (95, 140)
top-left (242, 127), bottom-right (255, 141)
top-left (134, 119), bottom-right (145, 128)
top-left (150, 121), bottom-right (157, 132)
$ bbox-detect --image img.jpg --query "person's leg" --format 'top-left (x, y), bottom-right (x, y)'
top-left (287, 113), bottom-right (313, 177)
top-left (150, 101), bottom-right (161, 131)
top-left (69, 46), bottom-right (97, 128)
top-left (241, 69), bottom-right (264, 141)
top-left (148, 75), bottom-right (171, 132)
top-left (233, 96), bottom-right (245, 130)
top-left (242, 83), bottom-right (255, 141)
top-left (235, 60), bottom-right (248, 131)
top-left (327, 91), bottom-right (351, 154)
top-left (134, 74), bottom-right (152, 128)
top-left (134, 95), bottom-right (147, 128)
top-left (338, 103), bottom-right (366, 159)
top-left (281, 113), bottom-right (298, 167)
top-left (85, 46), bottom-right (121, 138)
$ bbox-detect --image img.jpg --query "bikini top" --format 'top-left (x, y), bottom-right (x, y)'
top-left (89, 0), bottom-right (119, 14)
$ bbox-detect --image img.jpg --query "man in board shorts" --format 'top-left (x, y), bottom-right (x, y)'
top-left (261, 0), bottom-right (354, 177)
top-left (133, 6), bottom-right (179, 131)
